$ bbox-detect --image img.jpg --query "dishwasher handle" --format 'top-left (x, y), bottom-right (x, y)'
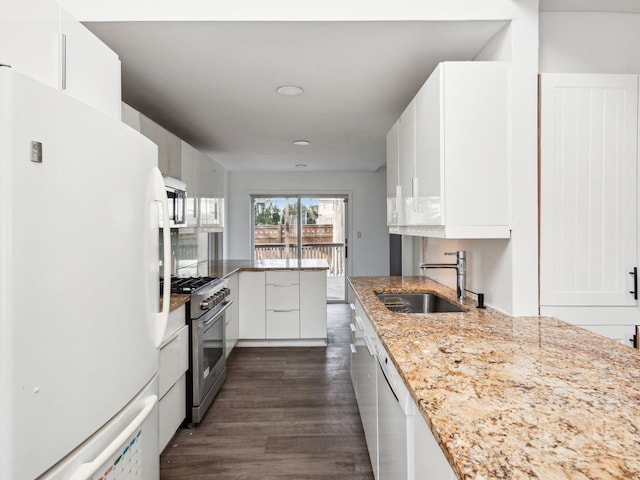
top-left (378, 358), bottom-right (399, 403)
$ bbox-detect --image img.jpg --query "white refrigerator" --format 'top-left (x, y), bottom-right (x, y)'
top-left (0, 67), bottom-right (170, 479)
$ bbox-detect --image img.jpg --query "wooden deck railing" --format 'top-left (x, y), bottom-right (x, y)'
top-left (254, 243), bottom-right (345, 277)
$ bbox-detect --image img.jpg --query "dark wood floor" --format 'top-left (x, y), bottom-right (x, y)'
top-left (160, 304), bottom-right (374, 480)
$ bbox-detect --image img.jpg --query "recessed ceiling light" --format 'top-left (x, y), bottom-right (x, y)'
top-left (277, 85), bottom-right (304, 96)
top-left (295, 164), bottom-right (308, 168)
top-left (292, 140), bottom-right (310, 146)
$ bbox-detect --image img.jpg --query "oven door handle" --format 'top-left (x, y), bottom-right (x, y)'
top-left (201, 300), bottom-right (232, 328)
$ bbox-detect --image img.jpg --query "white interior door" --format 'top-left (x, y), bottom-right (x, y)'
top-left (540, 73), bottom-right (638, 306)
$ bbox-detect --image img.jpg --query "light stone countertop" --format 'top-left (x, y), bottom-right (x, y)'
top-left (207, 258), bottom-right (329, 278)
top-left (348, 275), bottom-right (640, 480)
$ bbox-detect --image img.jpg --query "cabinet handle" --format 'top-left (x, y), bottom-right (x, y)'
top-left (350, 344), bottom-right (357, 354)
top-left (59, 33), bottom-right (67, 90)
top-left (272, 309), bottom-right (297, 313)
top-left (355, 316), bottom-right (364, 331)
top-left (349, 303), bottom-right (356, 311)
top-left (159, 330), bottom-right (181, 349)
top-left (630, 267), bottom-right (638, 300)
top-left (363, 335), bottom-right (375, 356)
top-left (349, 323), bottom-right (357, 333)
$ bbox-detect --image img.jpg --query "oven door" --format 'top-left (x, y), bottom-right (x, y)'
top-left (193, 301), bottom-right (231, 406)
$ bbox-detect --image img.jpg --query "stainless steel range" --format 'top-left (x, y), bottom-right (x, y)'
top-left (168, 276), bottom-right (231, 425)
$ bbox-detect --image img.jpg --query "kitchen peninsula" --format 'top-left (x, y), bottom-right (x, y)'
top-left (349, 276), bottom-right (640, 479)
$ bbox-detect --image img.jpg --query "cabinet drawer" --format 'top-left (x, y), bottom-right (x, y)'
top-left (164, 304), bottom-right (186, 342)
top-left (266, 284), bottom-right (300, 310)
top-left (266, 270), bottom-right (299, 285)
top-left (159, 374), bottom-right (186, 452)
top-left (266, 310), bottom-right (300, 339)
top-left (159, 324), bottom-right (189, 398)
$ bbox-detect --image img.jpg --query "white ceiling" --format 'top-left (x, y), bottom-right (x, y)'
top-left (86, 20), bottom-right (507, 172)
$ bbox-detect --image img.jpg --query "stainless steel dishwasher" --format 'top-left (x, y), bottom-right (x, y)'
top-left (376, 343), bottom-right (415, 480)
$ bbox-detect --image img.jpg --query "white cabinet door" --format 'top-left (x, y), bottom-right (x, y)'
top-left (414, 409), bottom-right (456, 479)
top-left (414, 65), bottom-right (443, 226)
top-left (225, 272), bottom-right (239, 357)
top-left (180, 141), bottom-right (199, 227)
top-left (361, 333), bottom-right (379, 479)
top-left (59, 7), bottom-right (121, 119)
top-left (140, 114), bottom-right (181, 178)
top-left (159, 324), bottom-right (189, 399)
top-left (440, 62), bottom-right (509, 232)
top-left (354, 302), bottom-right (379, 479)
top-left (377, 363), bottom-right (408, 480)
top-left (159, 375), bottom-right (186, 453)
top-left (299, 271), bottom-right (327, 339)
top-left (399, 100), bottom-right (416, 226)
top-left (0, 0), bottom-right (59, 89)
top-left (266, 310), bottom-right (300, 339)
top-left (349, 302), bottom-right (358, 395)
top-left (239, 271), bottom-right (266, 339)
top-left (540, 74), bottom-right (638, 307)
top-left (386, 119), bottom-right (402, 227)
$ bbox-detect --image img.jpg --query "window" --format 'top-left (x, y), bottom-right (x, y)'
top-left (252, 195), bottom-right (347, 302)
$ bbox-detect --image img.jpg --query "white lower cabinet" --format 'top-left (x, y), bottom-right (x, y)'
top-left (266, 310), bottom-right (300, 338)
top-left (158, 305), bottom-right (188, 452)
top-left (238, 271), bottom-right (266, 339)
top-left (414, 412), bottom-right (456, 479)
top-left (158, 375), bottom-right (186, 453)
top-left (239, 269), bottom-right (327, 342)
top-left (300, 270), bottom-right (328, 338)
top-left (349, 292), bottom-right (456, 480)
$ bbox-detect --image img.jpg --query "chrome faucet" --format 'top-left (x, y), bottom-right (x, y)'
top-left (420, 250), bottom-right (466, 301)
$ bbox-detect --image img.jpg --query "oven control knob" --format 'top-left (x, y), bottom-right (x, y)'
top-left (200, 297), bottom-right (213, 310)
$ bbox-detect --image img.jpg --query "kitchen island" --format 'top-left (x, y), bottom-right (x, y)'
top-left (349, 276), bottom-right (640, 480)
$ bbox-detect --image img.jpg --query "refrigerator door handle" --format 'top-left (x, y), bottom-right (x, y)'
top-left (68, 394), bottom-right (158, 480)
top-left (154, 167), bottom-right (171, 346)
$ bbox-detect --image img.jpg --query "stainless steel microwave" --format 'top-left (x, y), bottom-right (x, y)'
top-left (163, 176), bottom-right (187, 227)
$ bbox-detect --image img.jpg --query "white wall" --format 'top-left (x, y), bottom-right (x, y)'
top-left (540, 12), bottom-right (640, 73)
top-left (227, 170), bottom-right (389, 276)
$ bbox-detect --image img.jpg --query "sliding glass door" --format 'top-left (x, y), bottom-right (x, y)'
top-left (252, 195), bottom-right (347, 302)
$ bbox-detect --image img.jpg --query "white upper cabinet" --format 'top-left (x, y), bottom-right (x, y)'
top-left (387, 61), bottom-right (510, 238)
top-left (58, 8), bottom-right (121, 120)
top-left (140, 115), bottom-right (182, 179)
top-left (540, 74), bottom-right (639, 307)
top-left (0, 0), bottom-right (59, 88)
top-left (180, 140), bottom-right (224, 229)
top-left (0, 0), bottom-right (121, 119)
top-left (386, 119), bottom-right (401, 226)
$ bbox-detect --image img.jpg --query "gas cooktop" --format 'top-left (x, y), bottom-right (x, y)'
top-left (162, 276), bottom-right (221, 294)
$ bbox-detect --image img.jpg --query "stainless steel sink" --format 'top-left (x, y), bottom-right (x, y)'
top-left (376, 293), bottom-right (463, 313)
